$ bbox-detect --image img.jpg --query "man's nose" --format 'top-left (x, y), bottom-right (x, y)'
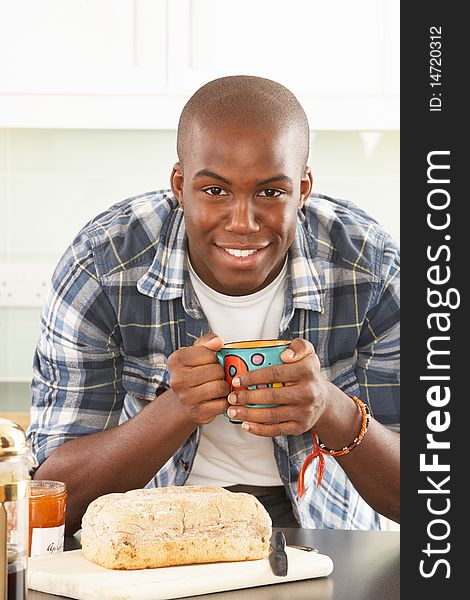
top-left (224, 197), bottom-right (260, 234)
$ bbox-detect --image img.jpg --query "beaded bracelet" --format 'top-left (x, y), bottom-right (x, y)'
top-left (297, 396), bottom-right (371, 499)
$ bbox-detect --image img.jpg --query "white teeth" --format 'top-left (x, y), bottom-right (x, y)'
top-left (223, 248), bottom-right (258, 257)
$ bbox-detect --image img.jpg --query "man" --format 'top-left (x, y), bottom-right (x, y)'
top-left (29, 76), bottom-right (400, 534)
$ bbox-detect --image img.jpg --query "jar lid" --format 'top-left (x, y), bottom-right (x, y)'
top-left (30, 480), bottom-right (67, 497)
top-left (0, 417), bottom-right (29, 457)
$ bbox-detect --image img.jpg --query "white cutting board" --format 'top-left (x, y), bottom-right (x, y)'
top-left (27, 547), bottom-right (333, 600)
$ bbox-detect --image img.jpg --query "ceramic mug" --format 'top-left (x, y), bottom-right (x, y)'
top-left (216, 339), bottom-right (290, 423)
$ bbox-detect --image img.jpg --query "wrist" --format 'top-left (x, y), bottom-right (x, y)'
top-left (298, 394), bottom-right (371, 498)
top-left (312, 382), bottom-right (363, 449)
top-left (150, 388), bottom-right (199, 434)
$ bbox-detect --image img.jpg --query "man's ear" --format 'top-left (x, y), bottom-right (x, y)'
top-left (170, 162), bottom-right (184, 207)
top-left (299, 166), bottom-right (313, 208)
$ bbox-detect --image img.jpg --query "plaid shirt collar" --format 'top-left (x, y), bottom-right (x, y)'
top-left (136, 202), bottom-right (324, 321)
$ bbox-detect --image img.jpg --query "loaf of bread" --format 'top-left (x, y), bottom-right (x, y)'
top-left (81, 486), bottom-right (272, 570)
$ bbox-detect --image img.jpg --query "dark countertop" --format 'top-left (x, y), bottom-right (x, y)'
top-left (27, 528), bottom-right (399, 600)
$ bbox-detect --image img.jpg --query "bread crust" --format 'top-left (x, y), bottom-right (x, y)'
top-left (81, 486), bottom-right (272, 570)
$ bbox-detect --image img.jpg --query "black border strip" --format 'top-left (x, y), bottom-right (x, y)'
top-left (401, 2), bottom-right (463, 595)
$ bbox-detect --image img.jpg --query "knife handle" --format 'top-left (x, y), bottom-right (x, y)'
top-left (273, 531), bottom-right (286, 550)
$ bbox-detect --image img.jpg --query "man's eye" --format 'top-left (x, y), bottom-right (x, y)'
top-left (204, 187), bottom-right (227, 196)
top-left (259, 189), bottom-right (282, 198)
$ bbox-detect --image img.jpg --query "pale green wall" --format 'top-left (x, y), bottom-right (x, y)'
top-left (0, 128), bottom-right (399, 412)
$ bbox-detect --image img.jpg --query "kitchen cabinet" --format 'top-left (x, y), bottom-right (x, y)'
top-left (0, 0), bottom-right (172, 128)
top-left (383, 0), bottom-right (400, 96)
top-left (0, 0), bottom-right (167, 94)
top-left (0, 0), bottom-right (399, 130)
top-left (168, 0), bottom-right (385, 96)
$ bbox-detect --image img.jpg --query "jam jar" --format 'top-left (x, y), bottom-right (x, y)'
top-left (29, 480), bottom-right (67, 557)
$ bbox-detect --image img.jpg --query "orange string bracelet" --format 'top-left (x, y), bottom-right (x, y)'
top-left (297, 396), bottom-right (370, 499)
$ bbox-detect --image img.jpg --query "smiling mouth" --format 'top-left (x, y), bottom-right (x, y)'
top-left (222, 248), bottom-right (259, 257)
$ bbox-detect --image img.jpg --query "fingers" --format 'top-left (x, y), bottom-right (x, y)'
top-left (227, 405), bottom-right (315, 435)
top-left (171, 332), bottom-right (224, 367)
top-left (177, 363), bottom-right (227, 389)
top-left (227, 400), bottom-right (311, 437)
top-left (280, 338), bottom-right (315, 363)
top-left (167, 332), bottom-right (229, 425)
top-left (171, 375), bottom-right (230, 425)
top-left (169, 344), bottom-right (219, 368)
top-left (170, 371), bottom-right (230, 403)
top-left (193, 332), bottom-right (225, 350)
top-left (186, 398), bottom-right (230, 425)
top-left (229, 340), bottom-right (318, 389)
top-left (187, 379), bottom-right (231, 402)
top-left (241, 420), bottom-right (304, 438)
top-left (227, 403), bottom-right (294, 424)
top-left (169, 334), bottom-right (320, 432)
top-left (231, 359), bottom-right (312, 388)
top-left (227, 385), bottom-right (296, 406)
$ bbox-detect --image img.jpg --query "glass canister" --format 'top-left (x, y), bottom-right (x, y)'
top-left (0, 417), bottom-right (36, 600)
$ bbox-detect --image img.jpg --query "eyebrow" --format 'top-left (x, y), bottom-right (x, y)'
top-left (193, 170), bottom-right (293, 187)
top-left (194, 170), bottom-right (231, 185)
top-left (257, 175), bottom-right (293, 187)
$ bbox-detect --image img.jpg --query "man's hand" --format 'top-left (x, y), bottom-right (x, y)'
top-left (168, 333), bottom-right (231, 425)
top-left (226, 338), bottom-right (332, 436)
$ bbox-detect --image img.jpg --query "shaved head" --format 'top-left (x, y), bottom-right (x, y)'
top-left (177, 75), bottom-right (310, 172)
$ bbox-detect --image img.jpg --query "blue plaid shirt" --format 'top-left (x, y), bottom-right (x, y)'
top-left (29, 190), bottom-right (400, 529)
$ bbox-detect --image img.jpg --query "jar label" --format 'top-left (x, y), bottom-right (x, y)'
top-left (30, 525), bottom-right (65, 557)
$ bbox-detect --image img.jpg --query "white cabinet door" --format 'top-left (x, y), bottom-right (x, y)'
top-left (0, 0), bottom-right (167, 94)
top-left (167, 0), bottom-right (392, 98)
top-left (383, 0), bottom-right (400, 95)
top-left (0, 0), bottom-right (398, 128)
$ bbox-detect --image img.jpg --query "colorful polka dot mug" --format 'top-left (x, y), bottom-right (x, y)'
top-left (216, 339), bottom-right (290, 423)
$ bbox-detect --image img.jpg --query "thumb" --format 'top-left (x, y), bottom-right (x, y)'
top-left (280, 338), bottom-right (315, 362)
top-left (194, 332), bottom-right (225, 351)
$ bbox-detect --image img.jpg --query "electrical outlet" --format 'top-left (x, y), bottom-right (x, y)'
top-left (0, 263), bottom-right (54, 307)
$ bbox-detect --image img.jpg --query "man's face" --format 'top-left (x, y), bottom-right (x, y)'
top-left (171, 121), bottom-right (312, 296)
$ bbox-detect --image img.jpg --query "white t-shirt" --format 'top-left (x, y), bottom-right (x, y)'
top-left (185, 259), bottom-right (287, 487)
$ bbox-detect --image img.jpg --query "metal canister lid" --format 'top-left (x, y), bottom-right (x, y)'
top-left (0, 417), bottom-right (29, 458)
